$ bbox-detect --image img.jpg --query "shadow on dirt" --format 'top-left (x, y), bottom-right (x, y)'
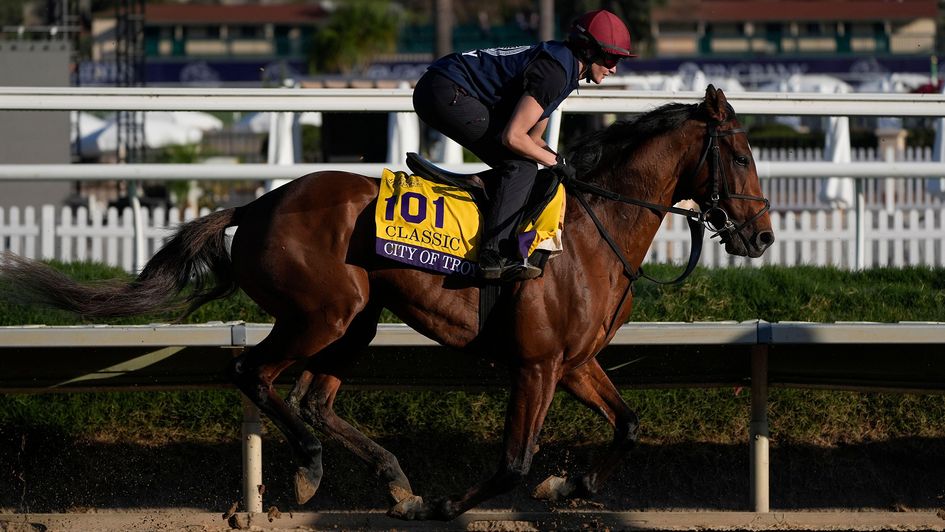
top-left (2, 425), bottom-right (944, 513)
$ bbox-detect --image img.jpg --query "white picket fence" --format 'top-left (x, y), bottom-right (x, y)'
top-left (648, 207), bottom-right (945, 269)
top-left (0, 205), bottom-right (208, 272)
top-left (756, 146), bottom-right (945, 211)
top-left (2, 201), bottom-right (943, 271)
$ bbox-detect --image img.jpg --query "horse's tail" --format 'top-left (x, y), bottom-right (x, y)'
top-left (1, 207), bottom-right (241, 320)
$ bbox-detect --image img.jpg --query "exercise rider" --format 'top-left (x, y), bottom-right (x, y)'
top-left (412, 9), bottom-right (636, 281)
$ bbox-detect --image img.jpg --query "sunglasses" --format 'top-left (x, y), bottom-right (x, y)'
top-left (596, 53), bottom-right (622, 69)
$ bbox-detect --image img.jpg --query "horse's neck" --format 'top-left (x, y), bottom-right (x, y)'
top-left (580, 141), bottom-right (687, 268)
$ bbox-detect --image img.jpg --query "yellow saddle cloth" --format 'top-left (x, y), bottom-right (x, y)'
top-left (375, 169), bottom-right (565, 277)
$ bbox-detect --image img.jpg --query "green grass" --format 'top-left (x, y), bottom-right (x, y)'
top-left (1, 262), bottom-right (943, 325)
top-left (632, 264), bottom-right (945, 322)
top-left (3, 387), bottom-right (944, 448)
top-left (1, 262), bottom-right (944, 447)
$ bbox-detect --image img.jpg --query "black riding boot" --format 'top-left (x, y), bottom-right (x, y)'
top-left (478, 160), bottom-right (542, 281)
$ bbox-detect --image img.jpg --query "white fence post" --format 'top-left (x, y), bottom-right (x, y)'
top-left (41, 205), bottom-right (55, 260)
top-left (242, 396), bottom-right (263, 514)
top-left (750, 344), bottom-right (770, 513)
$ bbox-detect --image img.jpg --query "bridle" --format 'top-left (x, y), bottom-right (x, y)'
top-left (563, 115), bottom-right (770, 286)
top-left (697, 120), bottom-right (770, 243)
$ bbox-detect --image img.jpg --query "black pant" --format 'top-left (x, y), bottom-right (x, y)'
top-left (413, 71), bottom-right (538, 257)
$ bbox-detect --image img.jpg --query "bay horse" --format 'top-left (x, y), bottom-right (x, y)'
top-left (1, 85), bottom-right (772, 519)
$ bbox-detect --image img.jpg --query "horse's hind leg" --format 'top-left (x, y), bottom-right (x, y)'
top-left (532, 358), bottom-right (639, 501)
top-left (231, 314), bottom-right (361, 504)
top-left (300, 372), bottom-right (415, 505)
top-left (294, 306), bottom-right (415, 506)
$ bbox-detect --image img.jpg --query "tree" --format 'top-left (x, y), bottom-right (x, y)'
top-left (309, 0), bottom-right (405, 74)
top-left (0, 0), bottom-right (32, 27)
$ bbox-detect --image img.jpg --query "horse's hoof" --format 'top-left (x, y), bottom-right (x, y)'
top-left (532, 475), bottom-right (574, 501)
top-left (388, 483), bottom-right (415, 505)
top-left (388, 493), bottom-right (427, 520)
top-left (294, 466), bottom-right (321, 504)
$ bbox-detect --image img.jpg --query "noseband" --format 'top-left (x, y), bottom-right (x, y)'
top-left (695, 120), bottom-right (770, 242)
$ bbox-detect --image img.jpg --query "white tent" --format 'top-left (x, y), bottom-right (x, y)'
top-left (145, 111), bottom-right (223, 132)
top-left (658, 69), bottom-right (745, 93)
top-left (235, 111), bottom-right (322, 133)
top-left (78, 117), bottom-right (204, 157)
top-left (856, 73), bottom-right (932, 94)
top-left (70, 111), bottom-right (107, 143)
top-left (760, 74), bottom-right (852, 93)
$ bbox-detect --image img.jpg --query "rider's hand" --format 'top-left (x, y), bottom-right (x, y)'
top-left (550, 154), bottom-right (576, 181)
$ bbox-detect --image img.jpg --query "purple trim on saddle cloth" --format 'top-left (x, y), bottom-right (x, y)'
top-left (517, 230), bottom-right (537, 260)
top-left (376, 238), bottom-right (478, 277)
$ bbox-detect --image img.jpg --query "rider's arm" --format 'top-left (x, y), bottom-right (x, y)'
top-left (502, 97), bottom-right (558, 167)
top-left (529, 118), bottom-right (549, 147)
top-left (529, 119), bottom-right (562, 159)
top-left (501, 55), bottom-right (567, 167)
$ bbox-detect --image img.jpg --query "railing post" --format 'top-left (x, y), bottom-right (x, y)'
top-left (41, 204), bottom-right (55, 260)
top-left (129, 181), bottom-right (146, 273)
top-left (750, 344), bottom-right (770, 512)
top-left (242, 396), bottom-right (263, 514)
top-left (854, 177), bottom-right (865, 270)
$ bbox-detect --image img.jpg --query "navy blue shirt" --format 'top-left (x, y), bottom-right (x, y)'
top-left (428, 41), bottom-right (580, 120)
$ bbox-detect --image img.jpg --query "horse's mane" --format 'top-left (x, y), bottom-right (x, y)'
top-left (565, 100), bottom-right (736, 190)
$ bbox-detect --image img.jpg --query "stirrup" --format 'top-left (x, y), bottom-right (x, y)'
top-left (479, 251), bottom-right (543, 281)
top-left (503, 260), bottom-right (543, 281)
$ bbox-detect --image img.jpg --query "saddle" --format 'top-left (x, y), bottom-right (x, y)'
top-left (405, 152), bottom-right (562, 235)
top-left (398, 152), bottom-right (566, 331)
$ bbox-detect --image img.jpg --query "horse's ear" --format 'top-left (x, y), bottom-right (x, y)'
top-left (703, 84), bottom-right (729, 123)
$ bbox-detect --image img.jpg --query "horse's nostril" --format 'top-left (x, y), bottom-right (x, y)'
top-left (756, 231), bottom-right (775, 248)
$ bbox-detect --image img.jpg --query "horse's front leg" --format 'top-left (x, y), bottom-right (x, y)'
top-left (532, 358), bottom-right (639, 501)
top-left (390, 360), bottom-right (559, 520)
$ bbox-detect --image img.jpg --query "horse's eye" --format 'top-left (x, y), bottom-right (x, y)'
top-left (734, 155), bottom-right (750, 167)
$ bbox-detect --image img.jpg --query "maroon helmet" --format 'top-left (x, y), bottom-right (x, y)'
top-left (569, 9), bottom-right (635, 62)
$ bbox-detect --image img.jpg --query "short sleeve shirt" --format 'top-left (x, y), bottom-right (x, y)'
top-left (523, 54), bottom-right (569, 112)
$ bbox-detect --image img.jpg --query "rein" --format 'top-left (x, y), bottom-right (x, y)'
top-left (564, 177), bottom-right (704, 285)
top-left (562, 117), bottom-right (769, 285)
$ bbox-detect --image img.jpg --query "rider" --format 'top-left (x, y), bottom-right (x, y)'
top-left (413, 9), bottom-right (635, 281)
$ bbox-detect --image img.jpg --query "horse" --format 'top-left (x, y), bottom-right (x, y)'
top-left (0, 85), bottom-right (773, 519)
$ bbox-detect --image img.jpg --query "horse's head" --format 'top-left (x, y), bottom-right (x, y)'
top-left (679, 85), bottom-right (774, 258)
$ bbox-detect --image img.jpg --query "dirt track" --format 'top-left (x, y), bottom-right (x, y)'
top-left (3, 428), bottom-right (945, 530)
top-left (3, 510), bottom-right (945, 532)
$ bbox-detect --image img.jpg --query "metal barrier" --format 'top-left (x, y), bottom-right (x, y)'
top-left (2, 321), bottom-right (944, 513)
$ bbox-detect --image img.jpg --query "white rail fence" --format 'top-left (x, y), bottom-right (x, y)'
top-left (3, 202), bottom-right (943, 271)
top-left (3, 87), bottom-right (945, 270)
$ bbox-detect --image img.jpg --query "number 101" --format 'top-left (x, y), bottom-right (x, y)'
top-left (384, 192), bottom-right (445, 229)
